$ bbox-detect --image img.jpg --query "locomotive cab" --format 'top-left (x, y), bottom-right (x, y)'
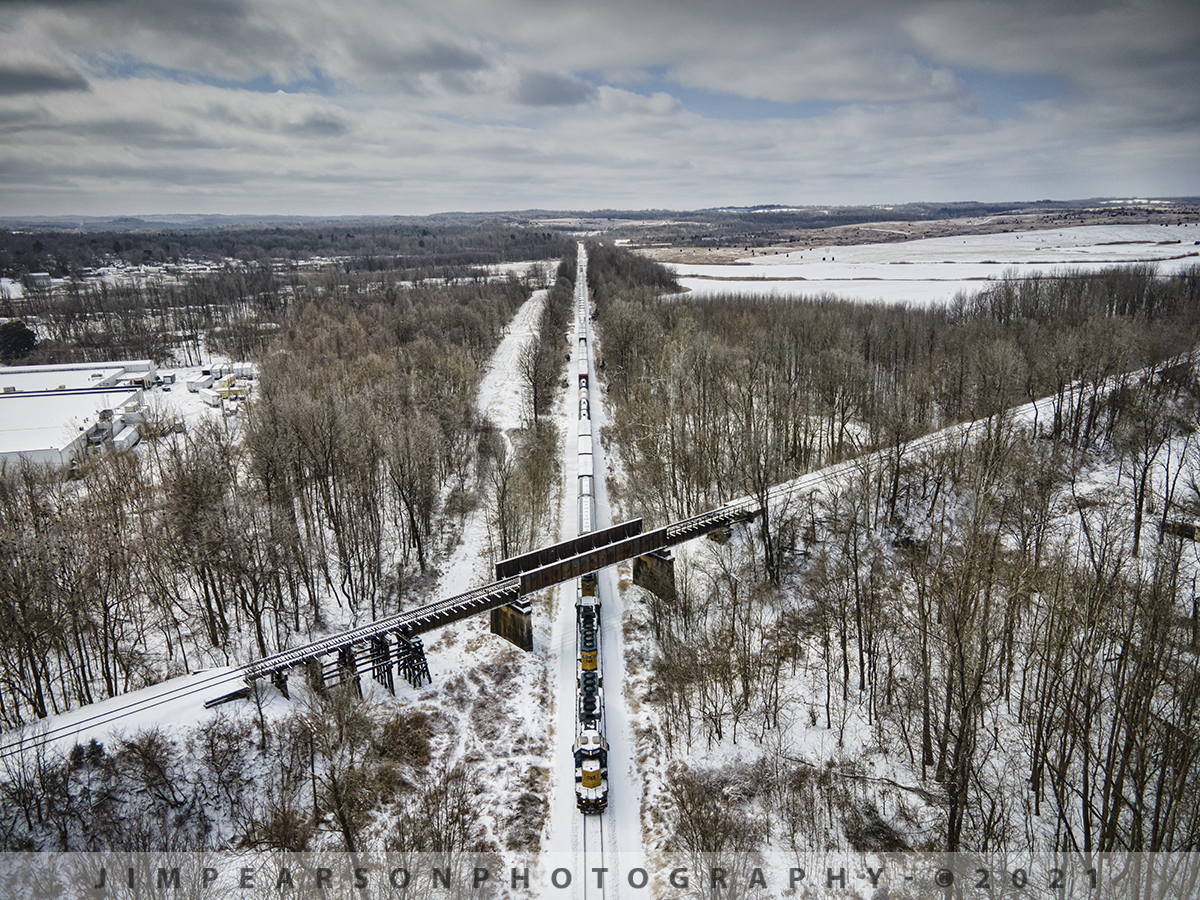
top-left (573, 725), bottom-right (608, 766)
top-left (573, 725), bottom-right (609, 814)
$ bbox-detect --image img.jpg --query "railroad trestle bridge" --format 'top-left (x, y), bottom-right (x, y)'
top-left (210, 500), bottom-right (762, 706)
top-left (213, 405), bottom-right (993, 708)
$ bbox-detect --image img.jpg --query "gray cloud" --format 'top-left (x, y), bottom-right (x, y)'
top-left (282, 115), bottom-right (349, 138)
top-left (0, 65), bottom-right (89, 95)
top-left (351, 36), bottom-right (489, 86)
top-left (25, 0), bottom-right (312, 84)
top-left (514, 71), bottom-right (596, 106)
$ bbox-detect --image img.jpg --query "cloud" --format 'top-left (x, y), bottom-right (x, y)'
top-left (0, 65), bottom-right (89, 95)
top-left (513, 71), bottom-right (596, 106)
top-left (901, 0), bottom-right (1200, 126)
top-left (350, 36), bottom-right (490, 91)
top-left (283, 115), bottom-right (349, 138)
top-left (0, 0), bottom-right (1196, 214)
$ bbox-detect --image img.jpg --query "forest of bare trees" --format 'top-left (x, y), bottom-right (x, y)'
top-left (0, 264), bottom-right (539, 728)
top-left (0, 220), bottom-right (571, 280)
top-left (590, 245), bottom-right (1200, 854)
top-left (5, 224), bottom-right (1200, 862)
top-left (0, 225), bottom-right (570, 854)
top-left (0, 682), bottom-right (499, 857)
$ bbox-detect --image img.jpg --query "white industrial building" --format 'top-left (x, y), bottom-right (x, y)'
top-left (0, 361), bottom-right (155, 467)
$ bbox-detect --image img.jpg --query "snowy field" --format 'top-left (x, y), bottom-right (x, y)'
top-left (671, 223), bottom-right (1200, 305)
top-left (5, 233), bottom-right (1198, 876)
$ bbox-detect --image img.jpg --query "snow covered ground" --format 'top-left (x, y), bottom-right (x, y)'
top-left (145, 361), bottom-right (255, 428)
top-left (0, 667), bottom-right (250, 764)
top-left (433, 288), bottom-right (546, 599)
top-left (587, 331), bottom-right (649, 883)
top-left (7, 231), bottom-right (1196, 884)
top-left (671, 223), bottom-right (1200, 305)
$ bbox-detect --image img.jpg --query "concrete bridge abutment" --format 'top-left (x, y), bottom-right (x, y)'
top-left (490, 598), bottom-right (533, 651)
top-left (633, 548), bottom-right (676, 602)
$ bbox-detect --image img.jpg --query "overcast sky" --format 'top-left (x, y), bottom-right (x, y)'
top-left (1, 0), bottom-right (1198, 217)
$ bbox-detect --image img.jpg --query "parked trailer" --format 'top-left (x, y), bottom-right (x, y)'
top-left (187, 374), bottom-right (214, 392)
top-left (113, 425), bottom-right (140, 451)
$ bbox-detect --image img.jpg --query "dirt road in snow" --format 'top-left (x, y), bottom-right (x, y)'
top-left (434, 288), bottom-right (546, 600)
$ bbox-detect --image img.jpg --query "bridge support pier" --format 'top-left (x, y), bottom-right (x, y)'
top-left (633, 549), bottom-right (676, 602)
top-left (490, 598), bottom-right (533, 651)
top-left (338, 647), bottom-right (362, 698)
top-left (271, 669), bottom-right (290, 700)
top-left (306, 659), bottom-right (326, 694)
top-left (396, 632), bottom-right (432, 687)
top-left (371, 635), bottom-right (395, 694)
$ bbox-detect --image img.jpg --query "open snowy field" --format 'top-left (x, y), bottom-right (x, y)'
top-left (670, 223), bottom-right (1200, 305)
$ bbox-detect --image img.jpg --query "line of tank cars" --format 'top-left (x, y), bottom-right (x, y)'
top-left (572, 248), bottom-right (609, 815)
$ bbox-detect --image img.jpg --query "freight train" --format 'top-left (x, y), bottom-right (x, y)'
top-left (572, 248), bottom-right (609, 815)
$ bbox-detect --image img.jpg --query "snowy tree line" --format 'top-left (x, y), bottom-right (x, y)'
top-left (0, 238), bottom-right (571, 855)
top-left (487, 254), bottom-right (576, 563)
top-left (4, 266), bottom-right (285, 365)
top-left (0, 221), bottom-right (571, 280)
top-left (600, 260), bottom-right (1200, 531)
top-left (5, 255), bottom-right (559, 368)
top-left (0, 686), bottom-right (495, 855)
top-left (642, 403), bottom-right (1200, 856)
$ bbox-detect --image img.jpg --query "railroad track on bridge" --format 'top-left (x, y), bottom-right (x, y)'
top-left (207, 503), bottom-right (760, 705)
